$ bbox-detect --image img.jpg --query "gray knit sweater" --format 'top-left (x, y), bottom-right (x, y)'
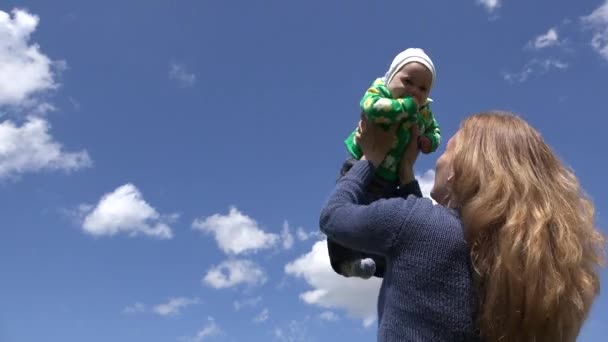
top-left (319, 160), bottom-right (479, 341)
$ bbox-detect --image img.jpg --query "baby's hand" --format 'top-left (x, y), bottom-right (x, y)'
top-left (410, 97), bottom-right (421, 112)
top-left (418, 136), bottom-right (432, 154)
top-left (372, 98), bottom-right (394, 112)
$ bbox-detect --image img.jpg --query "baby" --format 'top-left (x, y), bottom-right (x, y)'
top-left (327, 48), bottom-right (441, 279)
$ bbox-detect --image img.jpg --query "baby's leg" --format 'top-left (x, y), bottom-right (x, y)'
top-left (327, 239), bottom-right (377, 278)
top-left (325, 158), bottom-right (390, 279)
top-left (327, 238), bottom-right (364, 275)
top-left (358, 175), bottom-right (397, 278)
top-left (341, 258), bottom-right (377, 279)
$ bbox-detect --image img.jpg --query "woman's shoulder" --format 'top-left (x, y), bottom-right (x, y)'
top-left (399, 195), bottom-right (466, 245)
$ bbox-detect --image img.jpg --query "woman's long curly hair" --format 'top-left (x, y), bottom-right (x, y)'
top-left (450, 112), bottom-right (605, 342)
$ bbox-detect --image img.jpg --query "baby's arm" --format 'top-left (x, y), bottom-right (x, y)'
top-left (360, 80), bottom-right (418, 125)
top-left (418, 108), bottom-right (441, 154)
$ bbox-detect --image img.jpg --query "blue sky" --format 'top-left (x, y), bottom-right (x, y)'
top-left (0, 0), bottom-right (607, 341)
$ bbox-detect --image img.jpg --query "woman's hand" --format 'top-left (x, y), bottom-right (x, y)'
top-left (355, 115), bottom-right (398, 168)
top-left (398, 126), bottom-right (420, 185)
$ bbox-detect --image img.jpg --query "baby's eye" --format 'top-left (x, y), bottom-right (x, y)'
top-left (419, 86), bottom-right (427, 92)
top-left (404, 79), bottom-right (414, 85)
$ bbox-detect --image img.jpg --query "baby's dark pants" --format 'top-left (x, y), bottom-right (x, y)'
top-left (326, 158), bottom-right (398, 278)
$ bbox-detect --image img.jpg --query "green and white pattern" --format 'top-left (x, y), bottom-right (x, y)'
top-left (344, 78), bottom-right (441, 182)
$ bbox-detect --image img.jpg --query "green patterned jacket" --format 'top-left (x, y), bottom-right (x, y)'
top-left (344, 78), bottom-right (441, 182)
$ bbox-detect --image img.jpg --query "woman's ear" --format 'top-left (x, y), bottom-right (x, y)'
top-left (444, 170), bottom-right (455, 206)
top-left (447, 169), bottom-right (454, 185)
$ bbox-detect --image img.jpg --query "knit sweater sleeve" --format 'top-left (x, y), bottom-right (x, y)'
top-left (319, 159), bottom-right (419, 257)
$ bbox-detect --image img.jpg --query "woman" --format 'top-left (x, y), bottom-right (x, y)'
top-left (319, 111), bottom-right (604, 341)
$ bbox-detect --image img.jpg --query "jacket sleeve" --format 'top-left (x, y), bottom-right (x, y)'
top-left (319, 160), bottom-right (419, 256)
top-left (420, 106), bottom-right (441, 152)
top-left (360, 81), bottom-right (418, 125)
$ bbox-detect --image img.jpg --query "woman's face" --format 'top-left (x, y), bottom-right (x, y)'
top-left (431, 132), bottom-right (458, 206)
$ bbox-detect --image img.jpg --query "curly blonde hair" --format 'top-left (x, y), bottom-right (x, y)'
top-left (450, 112), bottom-right (605, 342)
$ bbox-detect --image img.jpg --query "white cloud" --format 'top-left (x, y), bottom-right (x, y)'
top-left (582, 0), bottom-right (608, 60)
top-left (180, 317), bottom-right (221, 342)
top-left (0, 9), bottom-right (89, 181)
top-left (319, 311), bottom-right (339, 322)
top-left (281, 221), bottom-right (294, 250)
top-left (123, 302), bottom-right (146, 314)
top-left (273, 328), bottom-right (285, 341)
top-left (0, 117), bottom-right (91, 179)
top-left (169, 63), bottom-right (196, 87)
top-left (284, 240), bottom-right (381, 327)
top-left (273, 319), bottom-right (311, 342)
top-left (530, 28), bottom-right (560, 49)
top-left (296, 228), bottom-right (310, 241)
top-left (81, 183), bottom-right (175, 239)
top-left (0, 9), bottom-right (60, 107)
top-left (295, 227), bottom-right (320, 241)
top-left (153, 297), bottom-right (200, 316)
top-left (476, 0), bottom-right (501, 13)
top-left (503, 58), bottom-right (568, 83)
top-left (203, 259), bottom-right (267, 289)
top-left (416, 169), bottom-right (435, 200)
top-left (192, 207), bottom-right (279, 255)
top-left (253, 308), bottom-right (269, 323)
top-left (234, 296), bottom-right (262, 311)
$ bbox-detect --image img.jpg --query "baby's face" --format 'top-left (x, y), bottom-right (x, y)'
top-left (387, 62), bottom-right (432, 106)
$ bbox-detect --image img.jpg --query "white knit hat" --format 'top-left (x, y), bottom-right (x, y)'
top-left (383, 48), bottom-right (436, 87)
